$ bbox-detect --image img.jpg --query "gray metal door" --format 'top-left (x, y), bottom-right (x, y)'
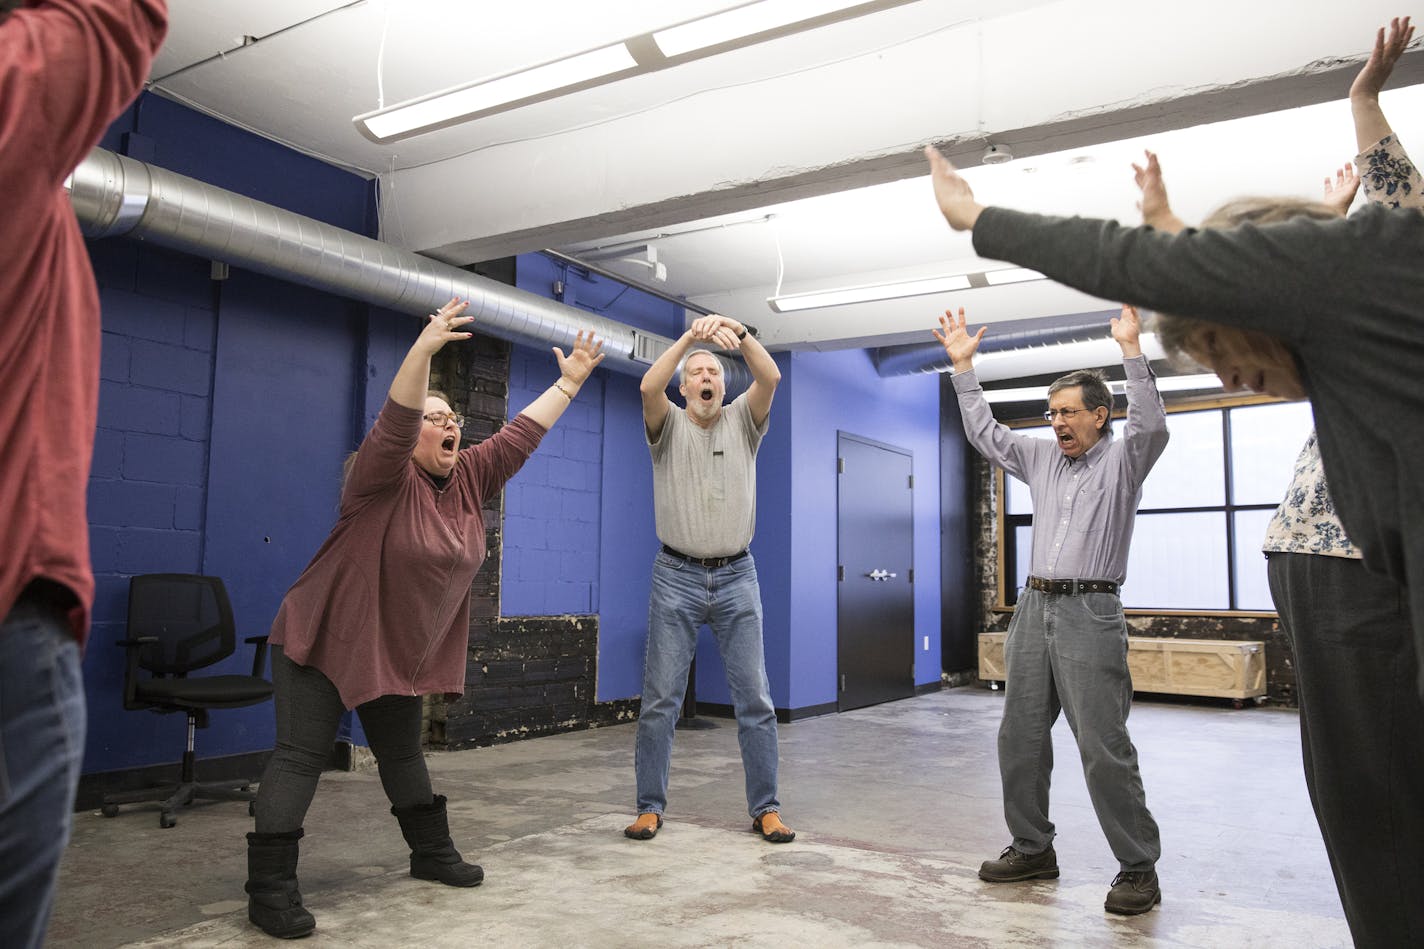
top-left (837, 433), bottom-right (915, 711)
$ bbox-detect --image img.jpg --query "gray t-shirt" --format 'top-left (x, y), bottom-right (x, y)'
top-left (648, 392), bottom-right (767, 558)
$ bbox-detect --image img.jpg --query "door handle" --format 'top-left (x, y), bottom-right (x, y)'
top-left (864, 569), bottom-right (898, 581)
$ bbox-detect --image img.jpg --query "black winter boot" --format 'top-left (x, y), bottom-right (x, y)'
top-left (245, 829), bottom-right (316, 939)
top-left (391, 794), bottom-right (484, 887)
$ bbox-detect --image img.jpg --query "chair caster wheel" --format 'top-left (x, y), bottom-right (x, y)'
top-left (159, 813), bottom-right (177, 829)
top-left (101, 804), bottom-right (119, 818)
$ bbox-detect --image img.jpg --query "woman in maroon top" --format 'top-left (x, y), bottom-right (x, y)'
top-left (245, 298), bottom-right (604, 939)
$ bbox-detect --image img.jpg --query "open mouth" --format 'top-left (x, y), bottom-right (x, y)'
top-left (441, 434), bottom-right (457, 452)
top-left (700, 386), bottom-right (714, 402)
top-left (1057, 431), bottom-right (1076, 449)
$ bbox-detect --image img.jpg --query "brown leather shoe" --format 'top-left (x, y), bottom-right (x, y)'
top-left (752, 812), bottom-right (795, 843)
top-left (623, 813), bottom-right (663, 840)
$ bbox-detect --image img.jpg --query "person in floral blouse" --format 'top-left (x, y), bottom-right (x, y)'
top-left (1127, 19), bottom-right (1423, 946)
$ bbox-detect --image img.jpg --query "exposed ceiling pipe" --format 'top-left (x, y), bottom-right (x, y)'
top-left (66, 148), bottom-right (753, 394)
top-left (871, 314), bottom-right (1165, 383)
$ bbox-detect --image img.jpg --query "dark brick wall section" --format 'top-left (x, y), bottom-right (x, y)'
top-left (425, 333), bottom-right (638, 749)
top-left (444, 615), bottom-right (639, 748)
top-left (970, 455), bottom-right (1295, 706)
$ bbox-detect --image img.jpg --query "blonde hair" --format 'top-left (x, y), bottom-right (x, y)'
top-left (1153, 197), bottom-right (1341, 361)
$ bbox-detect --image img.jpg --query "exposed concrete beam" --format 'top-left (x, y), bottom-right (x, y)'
top-left (385, 0), bottom-right (1420, 265)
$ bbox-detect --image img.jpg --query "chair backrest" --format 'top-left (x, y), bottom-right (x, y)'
top-left (126, 574), bottom-right (237, 676)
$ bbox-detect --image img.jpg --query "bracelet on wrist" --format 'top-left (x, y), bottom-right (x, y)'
top-left (553, 380), bottom-right (574, 401)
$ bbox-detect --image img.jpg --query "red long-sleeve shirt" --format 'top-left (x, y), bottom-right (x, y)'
top-left (0, 0), bottom-right (168, 644)
top-left (269, 400), bottom-right (545, 709)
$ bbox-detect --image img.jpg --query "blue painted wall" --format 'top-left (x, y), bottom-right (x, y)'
top-left (504, 252), bottom-right (683, 702)
top-left (83, 93), bottom-right (398, 775)
top-left (785, 348), bottom-right (943, 710)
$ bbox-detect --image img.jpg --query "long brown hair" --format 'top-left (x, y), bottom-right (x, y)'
top-left (339, 389), bottom-right (452, 494)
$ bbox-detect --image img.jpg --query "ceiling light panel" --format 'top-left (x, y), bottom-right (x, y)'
top-left (652, 0), bottom-right (876, 58)
top-left (357, 43), bottom-right (638, 141)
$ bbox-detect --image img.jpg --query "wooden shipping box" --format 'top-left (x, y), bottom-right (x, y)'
top-left (977, 632), bottom-right (1266, 701)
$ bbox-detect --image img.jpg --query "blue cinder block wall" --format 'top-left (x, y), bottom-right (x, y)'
top-left (83, 93), bottom-right (402, 776)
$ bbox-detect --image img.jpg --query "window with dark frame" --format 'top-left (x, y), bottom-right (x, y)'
top-left (999, 400), bottom-right (1315, 611)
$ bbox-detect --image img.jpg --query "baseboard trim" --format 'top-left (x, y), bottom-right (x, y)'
top-left (694, 700), bottom-right (839, 724)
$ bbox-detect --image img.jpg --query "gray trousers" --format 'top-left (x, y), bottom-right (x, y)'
top-left (254, 646), bottom-right (433, 834)
top-left (1268, 552), bottom-right (1424, 948)
top-left (999, 589), bottom-right (1160, 871)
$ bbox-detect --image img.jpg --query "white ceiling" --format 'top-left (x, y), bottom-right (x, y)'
top-left (148, 0), bottom-right (1424, 371)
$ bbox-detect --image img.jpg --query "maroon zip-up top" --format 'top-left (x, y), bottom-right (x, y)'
top-left (269, 398), bottom-right (544, 709)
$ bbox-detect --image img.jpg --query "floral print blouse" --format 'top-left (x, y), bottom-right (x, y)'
top-left (1262, 134), bottom-right (1421, 558)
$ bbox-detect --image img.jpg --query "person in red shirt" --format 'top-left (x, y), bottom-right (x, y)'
top-left (0, 2), bottom-right (166, 947)
top-left (245, 298), bottom-right (605, 939)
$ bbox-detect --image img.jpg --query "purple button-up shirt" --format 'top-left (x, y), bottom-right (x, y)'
top-left (953, 355), bottom-right (1169, 584)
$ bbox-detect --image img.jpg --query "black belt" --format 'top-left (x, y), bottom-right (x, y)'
top-left (661, 544), bottom-right (748, 569)
top-left (1027, 575), bottom-right (1118, 596)
top-left (15, 578), bottom-right (79, 613)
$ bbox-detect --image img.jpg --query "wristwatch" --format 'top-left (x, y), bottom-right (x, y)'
top-left (736, 323), bottom-right (758, 340)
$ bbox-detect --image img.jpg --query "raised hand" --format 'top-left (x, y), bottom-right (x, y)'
top-left (924, 146), bottom-right (984, 231)
top-left (1322, 164), bottom-right (1361, 215)
top-left (689, 314), bottom-right (742, 350)
top-left (1351, 16), bottom-right (1414, 102)
top-left (1132, 151), bottom-right (1185, 233)
top-left (933, 307), bottom-right (987, 373)
top-left (552, 330), bottom-right (606, 385)
top-left (1110, 304), bottom-right (1143, 357)
top-left (417, 297), bottom-right (474, 353)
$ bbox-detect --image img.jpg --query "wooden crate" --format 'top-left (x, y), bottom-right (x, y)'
top-left (978, 632), bottom-right (1266, 701)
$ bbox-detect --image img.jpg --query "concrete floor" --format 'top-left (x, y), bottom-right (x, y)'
top-left (50, 687), bottom-right (1349, 948)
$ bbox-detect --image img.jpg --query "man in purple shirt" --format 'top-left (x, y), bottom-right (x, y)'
top-left (934, 303), bottom-right (1169, 916)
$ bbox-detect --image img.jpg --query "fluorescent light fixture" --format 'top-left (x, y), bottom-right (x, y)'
top-left (356, 44), bottom-right (637, 142)
top-left (983, 373), bottom-right (1222, 403)
top-left (982, 267), bottom-right (1045, 286)
top-left (354, 0), bottom-right (917, 143)
top-left (767, 266), bottom-right (1050, 312)
top-left (768, 274), bottom-right (972, 312)
top-left (653, 0), bottom-right (871, 58)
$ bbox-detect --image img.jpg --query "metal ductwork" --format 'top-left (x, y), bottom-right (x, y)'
top-left (871, 313), bottom-right (1128, 382)
top-left (67, 148), bottom-right (752, 394)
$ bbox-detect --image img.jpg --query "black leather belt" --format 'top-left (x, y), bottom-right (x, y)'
top-left (661, 544), bottom-right (748, 569)
top-left (15, 578), bottom-right (79, 613)
top-left (1027, 575), bottom-right (1118, 596)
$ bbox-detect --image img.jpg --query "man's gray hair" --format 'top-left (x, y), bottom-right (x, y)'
top-left (1048, 368), bottom-right (1113, 435)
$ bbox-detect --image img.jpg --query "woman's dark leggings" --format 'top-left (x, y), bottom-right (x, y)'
top-left (254, 645), bottom-right (433, 833)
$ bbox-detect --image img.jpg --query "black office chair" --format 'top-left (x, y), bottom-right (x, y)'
top-left (101, 574), bottom-right (274, 828)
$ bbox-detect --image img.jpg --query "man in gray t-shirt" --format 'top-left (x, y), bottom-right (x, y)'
top-left (623, 314), bottom-right (794, 844)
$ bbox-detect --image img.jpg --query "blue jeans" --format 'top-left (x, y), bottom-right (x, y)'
top-left (634, 550), bottom-right (780, 819)
top-left (1268, 553), bottom-right (1424, 948)
top-left (999, 589), bottom-right (1159, 871)
top-left (0, 597), bottom-right (86, 949)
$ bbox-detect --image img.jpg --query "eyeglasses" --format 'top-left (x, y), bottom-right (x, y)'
top-left (1043, 408), bottom-right (1088, 422)
top-left (423, 411), bottom-right (465, 428)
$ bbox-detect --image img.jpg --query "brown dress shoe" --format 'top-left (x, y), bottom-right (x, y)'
top-left (752, 812), bottom-right (795, 843)
top-left (624, 813), bottom-right (663, 840)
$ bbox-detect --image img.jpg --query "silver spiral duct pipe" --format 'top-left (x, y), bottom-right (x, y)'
top-left (67, 147), bottom-right (752, 394)
top-left (871, 315), bottom-right (1118, 379)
